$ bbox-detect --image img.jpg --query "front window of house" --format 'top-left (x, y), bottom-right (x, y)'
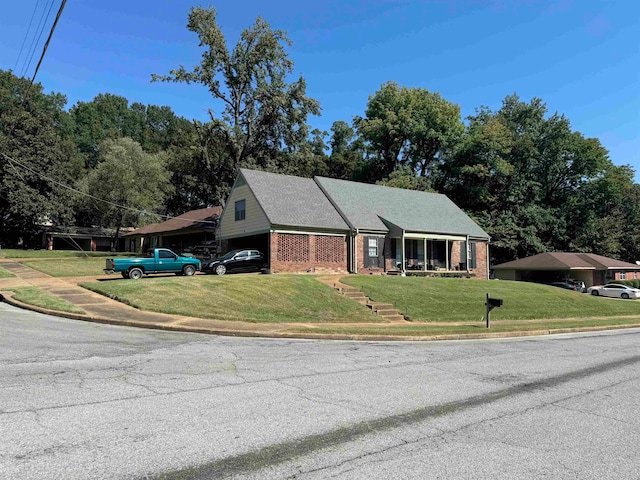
top-left (368, 238), bottom-right (378, 257)
top-left (620, 271), bottom-right (626, 280)
top-left (235, 199), bottom-right (246, 221)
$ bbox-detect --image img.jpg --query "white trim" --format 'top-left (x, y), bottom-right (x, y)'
top-left (218, 229), bottom-right (271, 240)
top-left (272, 229), bottom-right (347, 237)
top-left (404, 233), bottom-right (466, 241)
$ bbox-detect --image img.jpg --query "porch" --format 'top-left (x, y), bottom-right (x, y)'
top-left (389, 235), bottom-right (473, 274)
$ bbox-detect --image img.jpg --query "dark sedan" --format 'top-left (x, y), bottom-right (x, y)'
top-left (202, 249), bottom-right (265, 275)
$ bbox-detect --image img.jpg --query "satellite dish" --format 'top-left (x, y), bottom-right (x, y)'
top-left (636, 261), bottom-right (640, 265)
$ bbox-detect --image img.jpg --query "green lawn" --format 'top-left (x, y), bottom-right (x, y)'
top-left (341, 276), bottom-right (640, 322)
top-left (80, 275), bottom-right (380, 323)
top-left (7, 287), bottom-right (84, 314)
top-left (22, 258), bottom-right (109, 277)
top-left (0, 266), bottom-right (14, 278)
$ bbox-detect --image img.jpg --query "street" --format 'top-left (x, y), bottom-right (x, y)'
top-left (1, 302), bottom-right (639, 479)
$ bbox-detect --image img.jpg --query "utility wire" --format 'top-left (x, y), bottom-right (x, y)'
top-left (13, 0), bottom-right (42, 72)
top-left (24, 0), bottom-right (67, 100)
top-left (29, 0), bottom-right (67, 87)
top-left (0, 152), bottom-right (218, 225)
top-left (21, 0), bottom-right (55, 78)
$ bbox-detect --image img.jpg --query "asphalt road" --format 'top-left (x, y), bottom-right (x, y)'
top-left (1, 302), bottom-right (639, 479)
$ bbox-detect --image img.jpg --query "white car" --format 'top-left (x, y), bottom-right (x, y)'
top-left (587, 283), bottom-right (640, 299)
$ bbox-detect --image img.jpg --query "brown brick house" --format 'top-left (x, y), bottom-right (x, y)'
top-left (217, 169), bottom-right (490, 277)
top-left (492, 252), bottom-right (640, 287)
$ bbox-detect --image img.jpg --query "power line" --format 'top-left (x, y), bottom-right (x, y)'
top-left (29, 0), bottom-right (67, 87)
top-left (20, 0), bottom-right (55, 78)
top-left (0, 152), bottom-right (218, 225)
top-left (13, 0), bottom-right (42, 72)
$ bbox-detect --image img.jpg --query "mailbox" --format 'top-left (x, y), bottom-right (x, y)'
top-left (487, 297), bottom-right (503, 308)
top-left (485, 293), bottom-right (503, 328)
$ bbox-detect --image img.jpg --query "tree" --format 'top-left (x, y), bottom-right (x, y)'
top-left (439, 95), bottom-right (613, 264)
top-left (69, 94), bottom-right (188, 168)
top-left (79, 137), bottom-right (171, 249)
top-left (0, 70), bottom-right (80, 247)
top-left (326, 120), bottom-right (363, 180)
top-left (151, 6), bottom-right (320, 174)
top-left (356, 82), bottom-right (464, 184)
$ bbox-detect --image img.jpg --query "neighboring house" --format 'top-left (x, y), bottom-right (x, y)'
top-left (42, 226), bottom-right (133, 251)
top-left (125, 207), bottom-right (222, 253)
top-left (217, 169), bottom-right (490, 277)
top-left (492, 252), bottom-right (640, 287)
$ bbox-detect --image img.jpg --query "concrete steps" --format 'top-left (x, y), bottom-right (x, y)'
top-left (334, 285), bottom-right (407, 321)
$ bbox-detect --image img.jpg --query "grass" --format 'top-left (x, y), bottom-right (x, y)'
top-left (341, 276), bottom-right (640, 322)
top-left (6, 287), bottom-right (84, 314)
top-left (80, 275), bottom-right (380, 323)
top-left (0, 266), bottom-right (14, 278)
top-left (22, 258), bottom-right (109, 277)
top-left (0, 249), bottom-right (136, 259)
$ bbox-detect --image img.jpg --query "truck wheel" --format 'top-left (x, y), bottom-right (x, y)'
top-left (128, 268), bottom-right (143, 280)
top-left (215, 264), bottom-right (226, 276)
top-left (121, 271), bottom-right (130, 279)
top-left (183, 265), bottom-right (196, 276)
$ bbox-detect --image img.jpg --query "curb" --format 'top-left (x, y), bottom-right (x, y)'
top-left (3, 291), bottom-right (640, 342)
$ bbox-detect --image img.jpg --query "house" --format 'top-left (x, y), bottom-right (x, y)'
top-left (42, 226), bottom-right (133, 252)
top-left (125, 206), bottom-right (222, 253)
top-left (492, 252), bottom-right (640, 287)
top-left (217, 169), bottom-right (490, 277)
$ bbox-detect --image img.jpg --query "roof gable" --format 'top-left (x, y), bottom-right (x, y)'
top-left (239, 169), bottom-right (349, 231)
top-left (315, 177), bottom-right (490, 238)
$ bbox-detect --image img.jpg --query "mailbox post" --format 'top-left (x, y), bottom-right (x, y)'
top-left (485, 293), bottom-right (503, 328)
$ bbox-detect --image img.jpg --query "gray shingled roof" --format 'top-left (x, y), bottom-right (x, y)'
top-left (240, 169), bottom-right (349, 230)
top-left (493, 252), bottom-right (640, 270)
top-left (315, 177), bottom-right (490, 239)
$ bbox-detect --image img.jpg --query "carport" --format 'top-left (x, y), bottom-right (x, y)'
top-left (492, 252), bottom-right (640, 288)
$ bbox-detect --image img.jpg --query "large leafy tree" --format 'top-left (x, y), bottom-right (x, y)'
top-left (152, 6), bottom-right (320, 180)
top-left (79, 137), bottom-right (171, 248)
top-left (0, 70), bottom-right (80, 247)
top-left (69, 94), bottom-right (188, 168)
top-left (356, 82), bottom-right (464, 184)
top-left (326, 120), bottom-right (365, 180)
top-left (440, 95), bottom-right (613, 264)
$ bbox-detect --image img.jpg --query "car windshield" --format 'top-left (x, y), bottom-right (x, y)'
top-left (220, 250), bottom-right (241, 260)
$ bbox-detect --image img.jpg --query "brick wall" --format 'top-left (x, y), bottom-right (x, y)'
top-left (269, 232), bottom-right (348, 273)
top-left (471, 241), bottom-right (488, 279)
top-left (450, 241), bottom-right (462, 267)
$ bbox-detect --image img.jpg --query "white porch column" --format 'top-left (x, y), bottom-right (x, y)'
top-left (466, 235), bottom-right (470, 273)
top-left (445, 239), bottom-right (449, 271)
top-left (401, 232), bottom-right (406, 274)
top-left (423, 237), bottom-right (427, 271)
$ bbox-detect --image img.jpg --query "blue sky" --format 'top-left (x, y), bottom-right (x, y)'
top-left (2, 1), bottom-right (638, 181)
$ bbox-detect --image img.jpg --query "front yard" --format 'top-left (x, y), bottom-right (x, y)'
top-left (81, 275), bottom-right (380, 323)
top-left (341, 275), bottom-right (640, 322)
top-left (4, 250), bottom-right (640, 337)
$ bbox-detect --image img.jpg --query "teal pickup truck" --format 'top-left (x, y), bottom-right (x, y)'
top-left (104, 248), bottom-right (201, 279)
